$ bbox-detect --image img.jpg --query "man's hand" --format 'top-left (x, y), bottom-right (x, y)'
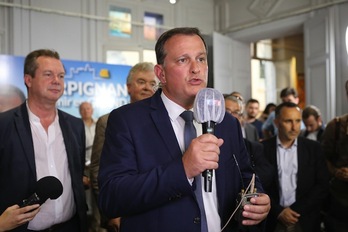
top-left (107, 217), bottom-right (121, 232)
top-left (335, 167), bottom-right (348, 181)
top-left (0, 204), bottom-right (40, 231)
top-left (277, 207), bottom-right (300, 226)
top-left (182, 134), bottom-right (224, 179)
top-left (241, 193), bottom-right (271, 226)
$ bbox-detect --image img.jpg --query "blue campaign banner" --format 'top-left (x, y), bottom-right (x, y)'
top-left (0, 54), bottom-right (131, 118)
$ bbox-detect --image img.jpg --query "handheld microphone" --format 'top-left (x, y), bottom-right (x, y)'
top-left (193, 88), bottom-right (225, 192)
top-left (20, 176), bottom-right (63, 207)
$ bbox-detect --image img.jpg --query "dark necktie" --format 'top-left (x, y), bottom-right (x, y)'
top-left (180, 111), bottom-right (208, 232)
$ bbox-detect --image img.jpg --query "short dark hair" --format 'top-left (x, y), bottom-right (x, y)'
top-left (246, 98), bottom-right (259, 106)
top-left (275, 102), bottom-right (300, 118)
top-left (280, 87), bottom-right (298, 98)
top-left (155, 27), bottom-right (207, 65)
top-left (263, 103), bottom-right (276, 114)
top-left (302, 105), bottom-right (321, 120)
top-left (24, 49), bottom-right (60, 77)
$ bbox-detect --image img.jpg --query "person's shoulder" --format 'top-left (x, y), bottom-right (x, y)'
top-left (0, 104), bottom-right (23, 123)
top-left (114, 94), bottom-right (160, 117)
top-left (298, 136), bottom-right (320, 147)
top-left (254, 119), bottom-right (263, 125)
top-left (220, 112), bottom-right (238, 128)
top-left (0, 106), bottom-right (18, 118)
top-left (97, 113), bottom-right (110, 123)
top-left (261, 137), bottom-right (276, 146)
top-left (0, 105), bottom-right (24, 142)
top-left (299, 129), bottom-right (306, 137)
top-left (58, 109), bottom-right (80, 120)
top-left (58, 110), bottom-right (84, 129)
top-left (338, 114), bottom-right (348, 125)
top-left (245, 122), bottom-right (257, 129)
top-left (248, 139), bottom-right (263, 150)
top-left (324, 114), bottom-right (348, 132)
top-left (327, 114), bottom-right (348, 124)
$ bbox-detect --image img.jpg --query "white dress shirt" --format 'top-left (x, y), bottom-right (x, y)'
top-left (27, 103), bottom-right (75, 230)
top-left (161, 92), bottom-right (221, 232)
top-left (276, 137), bottom-right (298, 207)
top-left (84, 121), bottom-right (96, 166)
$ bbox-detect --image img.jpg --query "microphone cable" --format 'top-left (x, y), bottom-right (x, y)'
top-left (220, 155), bottom-right (256, 232)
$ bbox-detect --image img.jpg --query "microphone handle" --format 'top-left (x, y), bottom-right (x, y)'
top-left (20, 193), bottom-right (40, 207)
top-left (202, 121), bottom-right (216, 192)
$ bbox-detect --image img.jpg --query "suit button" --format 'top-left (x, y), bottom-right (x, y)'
top-left (193, 217), bottom-right (201, 224)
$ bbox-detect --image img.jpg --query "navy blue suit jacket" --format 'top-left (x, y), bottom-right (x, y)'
top-left (262, 137), bottom-right (329, 232)
top-left (98, 90), bottom-right (263, 232)
top-left (0, 103), bottom-right (87, 232)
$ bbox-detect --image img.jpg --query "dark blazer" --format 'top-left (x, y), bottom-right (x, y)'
top-left (261, 137), bottom-right (329, 232)
top-left (0, 103), bottom-right (87, 232)
top-left (300, 126), bottom-right (325, 142)
top-left (98, 90), bottom-right (264, 232)
top-left (243, 139), bottom-right (272, 188)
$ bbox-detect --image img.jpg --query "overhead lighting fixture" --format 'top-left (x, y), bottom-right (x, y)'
top-left (169, 0), bottom-right (177, 4)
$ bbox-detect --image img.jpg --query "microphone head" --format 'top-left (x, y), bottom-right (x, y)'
top-left (35, 176), bottom-right (63, 204)
top-left (193, 88), bottom-right (225, 124)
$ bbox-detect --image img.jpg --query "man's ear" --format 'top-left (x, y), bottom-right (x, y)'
top-left (126, 83), bottom-right (131, 94)
top-left (24, 74), bottom-right (32, 88)
top-left (154, 64), bottom-right (166, 84)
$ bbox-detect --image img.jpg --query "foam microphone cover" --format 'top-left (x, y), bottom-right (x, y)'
top-left (36, 176), bottom-right (63, 203)
top-left (21, 176), bottom-right (63, 207)
top-left (193, 88), bottom-right (225, 124)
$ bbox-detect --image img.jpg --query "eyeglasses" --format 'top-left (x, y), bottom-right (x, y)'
top-left (226, 109), bottom-right (243, 118)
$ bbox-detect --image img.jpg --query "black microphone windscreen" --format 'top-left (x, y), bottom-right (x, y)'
top-left (35, 176), bottom-right (63, 204)
top-left (193, 88), bottom-right (225, 124)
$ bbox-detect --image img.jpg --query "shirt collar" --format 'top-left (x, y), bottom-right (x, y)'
top-left (160, 91), bottom-right (192, 122)
top-left (276, 136), bottom-right (298, 149)
top-left (26, 100), bottom-right (59, 123)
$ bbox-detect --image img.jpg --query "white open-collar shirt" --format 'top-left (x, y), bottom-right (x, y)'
top-left (27, 102), bottom-right (75, 230)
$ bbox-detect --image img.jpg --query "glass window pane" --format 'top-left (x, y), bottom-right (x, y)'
top-left (143, 50), bottom-right (157, 64)
top-left (256, 40), bottom-right (272, 59)
top-left (106, 50), bottom-right (139, 66)
top-left (144, 12), bottom-right (164, 41)
top-left (109, 6), bottom-right (132, 38)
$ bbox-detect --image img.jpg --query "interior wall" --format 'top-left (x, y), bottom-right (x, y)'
top-left (335, 3), bottom-right (348, 116)
top-left (0, 0), bottom-right (214, 62)
top-left (215, 0), bottom-right (347, 37)
top-left (216, 0), bottom-right (348, 117)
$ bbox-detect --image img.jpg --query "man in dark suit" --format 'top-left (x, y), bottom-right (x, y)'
top-left (98, 27), bottom-right (270, 232)
top-left (262, 102), bottom-right (329, 232)
top-left (224, 94), bottom-right (272, 187)
top-left (0, 49), bottom-right (87, 231)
